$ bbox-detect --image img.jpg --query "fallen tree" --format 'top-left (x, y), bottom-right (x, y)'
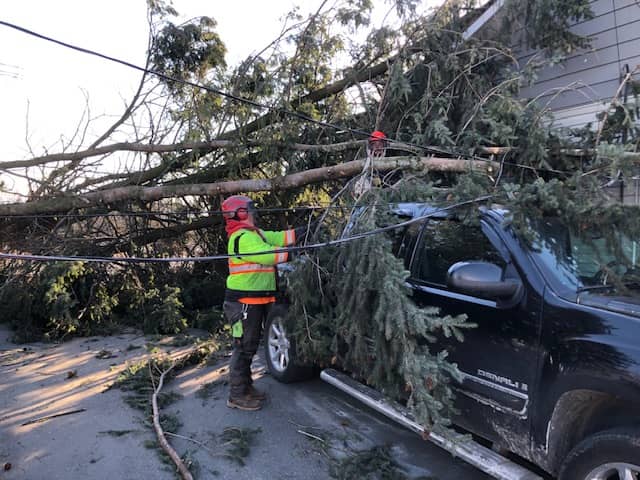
top-left (2, 0), bottom-right (639, 440)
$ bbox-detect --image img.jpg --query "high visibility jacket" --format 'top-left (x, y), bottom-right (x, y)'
top-left (226, 228), bottom-right (296, 300)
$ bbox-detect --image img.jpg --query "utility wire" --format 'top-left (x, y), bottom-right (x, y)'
top-left (0, 196), bottom-right (492, 264)
top-left (0, 19), bottom-right (469, 159)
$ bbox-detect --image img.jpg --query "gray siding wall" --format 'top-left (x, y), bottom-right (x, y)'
top-left (515, 0), bottom-right (640, 130)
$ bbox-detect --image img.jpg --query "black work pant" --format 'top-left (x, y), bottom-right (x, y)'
top-left (224, 301), bottom-right (271, 398)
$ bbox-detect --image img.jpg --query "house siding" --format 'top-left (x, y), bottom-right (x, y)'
top-left (515, 0), bottom-right (640, 130)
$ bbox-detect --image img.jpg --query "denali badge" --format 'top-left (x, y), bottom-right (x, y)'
top-left (477, 369), bottom-right (528, 392)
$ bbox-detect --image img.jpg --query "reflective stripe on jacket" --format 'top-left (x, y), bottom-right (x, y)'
top-left (226, 228), bottom-right (296, 294)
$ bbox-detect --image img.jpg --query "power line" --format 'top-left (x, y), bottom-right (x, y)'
top-left (0, 19), bottom-right (466, 159)
top-left (0, 195), bottom-right (492, 264)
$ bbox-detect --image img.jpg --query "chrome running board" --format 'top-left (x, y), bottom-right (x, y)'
top-left (320, 369), bottom-right (542, 480)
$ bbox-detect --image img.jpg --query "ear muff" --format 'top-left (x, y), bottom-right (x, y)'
top-left (235, 208), bottom-right (249, 220)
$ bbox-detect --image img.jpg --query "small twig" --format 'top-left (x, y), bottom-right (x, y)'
top-left (0, 355), bottom-right (37, 369)
top-left (302, 305), bottom-right (317, 343)
top-left (21, 408), bottom-right (86, 426)
top-left (287, 419), bottom-right (324, 430)
top-left (164, 431), bottom-right (218, 456)
top-left (297, 429), bottom-right (326, 443)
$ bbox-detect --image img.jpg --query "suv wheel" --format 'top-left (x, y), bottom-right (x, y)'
top-left (264, 304), bottom-right (315, 383)
top-left (559, 428), bottom-right (640, 480)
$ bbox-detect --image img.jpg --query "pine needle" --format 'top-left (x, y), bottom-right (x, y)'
top-left (218, 426), bottom-right (262, 466)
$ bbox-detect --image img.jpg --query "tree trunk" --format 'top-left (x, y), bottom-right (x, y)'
top-left (0, 156), bottom-right (497, 216)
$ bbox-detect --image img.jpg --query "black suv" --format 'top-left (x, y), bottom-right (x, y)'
top-left (263, 204), bottom-right (640, 480)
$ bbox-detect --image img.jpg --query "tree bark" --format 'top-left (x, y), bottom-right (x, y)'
top-left (0, 156), bottom-right (497, 216)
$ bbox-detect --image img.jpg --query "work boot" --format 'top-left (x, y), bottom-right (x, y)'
top-left (226, 394), bottom-right (262, 411)
top-left (246, 385), bottom-right (267, 401)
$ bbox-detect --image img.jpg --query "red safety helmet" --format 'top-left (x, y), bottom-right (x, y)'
top-left (368, 130), bottom-right (388, 158)
top-left (369, 130), bottom-right (387, 141)
top-left (221, 195), bottom-right (255, 221)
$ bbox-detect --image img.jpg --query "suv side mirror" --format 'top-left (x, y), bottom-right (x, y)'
top-left (446, 261), bottom-right (521, 300)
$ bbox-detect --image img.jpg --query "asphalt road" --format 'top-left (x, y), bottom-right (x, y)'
top-left (0, 327), bottom-right (491, 479)
top-left (165, 356), bottom-right (492, 480)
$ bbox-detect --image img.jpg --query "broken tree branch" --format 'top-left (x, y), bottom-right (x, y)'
top-left (0, 156), bottom-right (497, 216)
top-left (150, 362), bottom-right (193, 480)
top-left (0, 140), bottom-right (368, 171)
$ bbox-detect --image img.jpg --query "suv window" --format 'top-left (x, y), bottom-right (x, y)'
top-left (415, 219), bottom-right (506, 286)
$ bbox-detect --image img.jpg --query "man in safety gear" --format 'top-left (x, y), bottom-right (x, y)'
top-left (354, 130), bottom-right (388, 197)
top-left (367, 130), bottom-right (387, 158)
top-left (221, 195), bottom-right (309, 411)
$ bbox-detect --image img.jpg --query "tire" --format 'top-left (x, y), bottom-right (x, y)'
top-left (264, 304), bottom-right (315, 383)
top-left (558, 427), bottom-right (640, 480)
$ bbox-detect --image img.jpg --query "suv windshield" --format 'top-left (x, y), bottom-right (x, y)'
top-left (527, 218), bottom-right (640, 295)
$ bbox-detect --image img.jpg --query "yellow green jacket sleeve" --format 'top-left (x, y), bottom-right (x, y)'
top-left (231, 229), bottom-right (296, 266)
top-left (260, 229), bottom-right (296, 248)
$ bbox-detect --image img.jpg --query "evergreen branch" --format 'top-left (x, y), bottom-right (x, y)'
top-left (595, 64), bottom-right (640, 147)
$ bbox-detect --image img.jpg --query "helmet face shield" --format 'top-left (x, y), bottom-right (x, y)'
top-left (246, 201), bottom-right (258, 221)
top-left (222, 195), bottom-right (257, 222)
